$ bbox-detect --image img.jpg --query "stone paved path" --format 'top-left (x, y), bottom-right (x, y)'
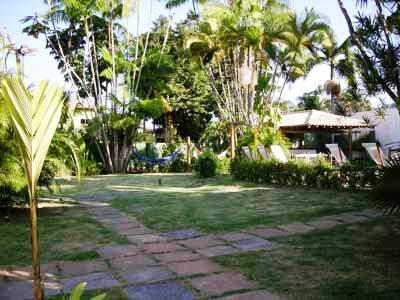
top-left (0, 204), bottom-right (382, 300)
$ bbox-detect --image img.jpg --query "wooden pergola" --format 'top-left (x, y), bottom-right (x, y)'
top-left (279, 110), bottom-right (371, 158)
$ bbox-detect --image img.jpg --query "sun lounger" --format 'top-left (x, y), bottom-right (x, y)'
top-left (257, 145), bottom-right (269, 160)
top-left (362, 143), bottom-right (386, 167)
top-left (270, 145), bottom-right (288, 163)
top-left (242, 146), bottom-right (254, 160)
top-left (325, 144), bottom-right (347, 166)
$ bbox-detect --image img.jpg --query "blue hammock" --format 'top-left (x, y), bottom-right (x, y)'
top-left (133, 150), bottom-right (180, 165)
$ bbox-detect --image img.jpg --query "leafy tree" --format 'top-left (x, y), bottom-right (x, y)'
top-left (337, 0), bottom-right (400, 111)
top-left (23, 0), bottom-right (172, 173)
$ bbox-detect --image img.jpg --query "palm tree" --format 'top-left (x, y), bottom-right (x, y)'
top-left (277, 8), bottom-right (331, 101)
top-left (162, 0), bottom-right (208, 15)
top-left (1, 78), bottom-right (64, 300)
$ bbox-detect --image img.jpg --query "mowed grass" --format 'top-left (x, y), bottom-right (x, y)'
top-left (57, 174), bottom-right (370, 233)
top-left (0, 203), bottom-right (128, 266)
top-left (215, 216), bottom-right (400, 300)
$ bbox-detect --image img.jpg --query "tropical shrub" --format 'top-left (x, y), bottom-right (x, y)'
top-left (372, 157), bottom-right (400, 214)
top-left (231, 158), bottom-right (377, 191)
top-left (195, 151), bottom-right (218, 178)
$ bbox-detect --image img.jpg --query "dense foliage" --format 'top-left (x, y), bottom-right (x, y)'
top-left (195, 150), bottom-right (218, 178)
top-left (372, 157), bottom-right (400, 214)
top-left (231, 158), bottom-right (378, 191)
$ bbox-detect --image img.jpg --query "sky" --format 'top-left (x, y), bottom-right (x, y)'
top-left (0, 0), bottom-right (373, 104)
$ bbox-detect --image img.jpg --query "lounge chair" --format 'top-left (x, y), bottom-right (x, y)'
top-left (270, 145), bottom-right (288, 163)
top-left (325, 144), bottom-right (347, 166)
top-left (362, 143), bottom-right (386, 167)
top-left (242, 146), bottom-right (254, 160)
top-left (257, 145), bottom-right (270, 160)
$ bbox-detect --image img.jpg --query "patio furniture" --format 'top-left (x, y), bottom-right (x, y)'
top-left (294, 153), bottom-right (328, 162)
top-left (257, 145), bottom-right (270, 160)
top-left (362, 143), bottom-right (386, 167)
top-left (325, 144), bottom-right (347, 166)
top-left (242, 146), bottom-right (254, 160)
top-left (270, 145), bottom-right (288, 163)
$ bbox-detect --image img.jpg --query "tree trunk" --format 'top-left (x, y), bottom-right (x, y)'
top-left (29, 193), bottom-right (43, 300)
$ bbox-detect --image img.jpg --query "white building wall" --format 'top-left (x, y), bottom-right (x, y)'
top-left (352, 108), bottom-right (400, 153)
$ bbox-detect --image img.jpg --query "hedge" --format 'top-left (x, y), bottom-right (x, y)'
top-left (231, 158), bottom-right (378, 191)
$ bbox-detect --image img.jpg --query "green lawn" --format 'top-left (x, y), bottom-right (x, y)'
top-left (215, 216), bottom-right (400, 300)
top-left (57, 174), bottom-right (370, 233)
top-left (0, 201), bottom-right (128, 266)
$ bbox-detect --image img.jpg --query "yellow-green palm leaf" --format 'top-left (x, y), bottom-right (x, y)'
top-left (0, 77), bottom-right (64, 198)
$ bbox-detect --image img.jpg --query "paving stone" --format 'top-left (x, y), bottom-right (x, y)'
top-left (0, 279), bottom-right (62, 299)
top-left (110, 222), bottom-right (141, 231)
top-left (0, 263), bottom-right (59, 281)
top-left (219, 233), bottom-right (256, 242)
top-left (196, 245), bottom-right (239, 257)
top-left (128, 234), bottom-right (166, 244)
top-left (305, 219), bottom-right (341, 229)
top-left (131, 207), bottom-right (145, 214)
top-left (191, 272), bottom-right (256, 296)
top-left (232, 237), bottom-right (274, 251)
top-left (354, 209), bottom-right (382, 218)
top-left (143, 242), bottom-right (185, 254)
top-left (218, 290), bottom-right (283, 300)
top-left (59, 260), bottom-right (108, 277)
top-left (120, 266), bottom-right (174, 285)
top-left (110, 254), bottom-right (157, 270)
top-left (277, 223), bottom-right (315, 234)
top-left (155, 251), bottom-right (202, 263)
top-left (179, 236), bottom-right (224, 250)
top-left (168, 259), bottom-right (222, 276)
top-left (163, 229), bottom-right (203, 240)
top-left (123, 227), bottom-right (154, 237)
top-left (330, 214), bottom-right (369, 223)
top-left (124, 282), bottom-right (194, 300)
top-left (247, 228), bottom-right (290, 238)
top-left (97, 245), bottom-right (139, 259)
top-left (61, 272), bottom-right (119, 292)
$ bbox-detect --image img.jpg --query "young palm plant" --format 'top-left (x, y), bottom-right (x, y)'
top-left (0, 77), bottom-right (64, 300)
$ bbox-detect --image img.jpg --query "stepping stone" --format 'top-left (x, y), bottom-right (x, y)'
top-left (179, 236), bottom-right (224, 250)
top-left (143, 242), bottom-right (185, 254)
top-left (219, 233), bottom-right (256, 242)
top-left (97, 245), bottom-right (139, 259)
top-left (131, 207), bottom-right (145, 214)
top-left (128, 234), bottom-right (166, 244)
top-left (190, 272), bottom-right (256, 296)
top-left (110, 254), bottom-right (157, 270)
top-left (59, 260), bottom-right (108, 277)
top-left (0, 263), bottom-right (59, 281)
top-left (277, 223), bottom-right (315, 234)
top-left (123, 227), bottom-right (154, 236)
top-left (168, 259), bottom-right (222, 276)
top-left (124, 282), bottom-right (194, 300)
top-left (219, 290), bottom-right (283, 300)
top-left (196, 245), bottom-right (239, 257)
top-left (354, 209), bottom-right (382, 218)
top-left (246, 228), bottom-right (290, 238)
top-left (111, 222), bottom-right (141, 232)
top-left (120, 266), bottom-right (174, 285)
top-left (0, 279), bottom-right (62, 299)
top-left (61, 272), bottom-right (119, 292)
top-left (232, 238), bottom-right (274, 252)
top-left (330, 214), bottom-right (369, 224)
top-left (155, 251), bottom-right (202, 263)
top-left (305, 219), bottom-right (341, 230)
top-left (163, 229), bottom-right (203, 240)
